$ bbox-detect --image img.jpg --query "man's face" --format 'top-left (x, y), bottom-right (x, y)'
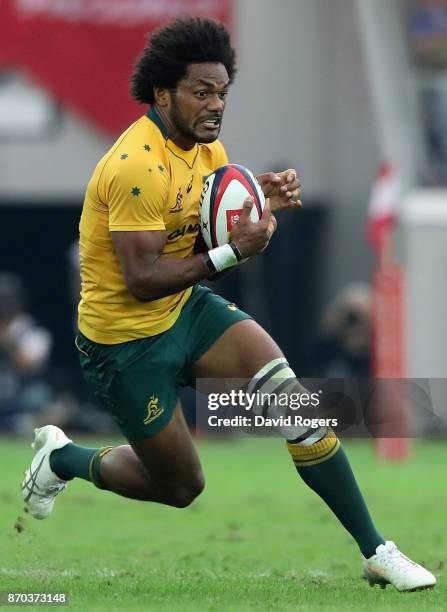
top-left (167, 63), bottom-right (229, 145)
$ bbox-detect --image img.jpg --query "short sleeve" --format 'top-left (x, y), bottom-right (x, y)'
top-left (104, 159), bottom-right (169, 232)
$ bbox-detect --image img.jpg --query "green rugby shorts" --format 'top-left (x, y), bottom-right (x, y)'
top-left (75, 284), bottom-right (251, 441)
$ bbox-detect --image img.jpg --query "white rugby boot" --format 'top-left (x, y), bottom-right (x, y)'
top-left (21, 425), bottom-right (72, 519)
top-left (363, 540), bottom-right (437, 592)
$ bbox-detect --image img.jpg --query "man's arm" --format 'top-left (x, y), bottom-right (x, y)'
top-left (112, 230), bottom-right (211, 302)
top-left (112, 197), bottom-right (276, 302)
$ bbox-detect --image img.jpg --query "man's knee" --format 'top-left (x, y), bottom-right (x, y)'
top-left (160, 471), bottom-right (205, 508)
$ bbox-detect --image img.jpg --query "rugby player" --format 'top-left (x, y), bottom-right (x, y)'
top-left (22, 16), bottom-right (435, 592)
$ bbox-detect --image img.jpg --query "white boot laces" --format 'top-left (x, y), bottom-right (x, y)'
top-left (382, 542), bottom-right (418, 572)
top-left (47, 482), bottom-right (67, 496)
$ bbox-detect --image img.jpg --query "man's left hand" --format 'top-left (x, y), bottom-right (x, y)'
top-left (256, 169), bottom-right (302, 212)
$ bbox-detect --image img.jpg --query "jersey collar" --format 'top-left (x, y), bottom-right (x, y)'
top-left (146, 106), bottom-right (169, 139)
top-left (146, 106), bottom-right (199, 168)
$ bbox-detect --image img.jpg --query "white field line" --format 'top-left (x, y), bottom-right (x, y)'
top-left (0, 568), bottom-right (127, 578)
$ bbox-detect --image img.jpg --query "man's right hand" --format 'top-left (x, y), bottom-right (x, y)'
top-left (230, 197), bottom-right (277, 258)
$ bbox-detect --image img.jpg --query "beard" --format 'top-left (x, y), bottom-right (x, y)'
top-left (170, 95), bottom-right (221, 144)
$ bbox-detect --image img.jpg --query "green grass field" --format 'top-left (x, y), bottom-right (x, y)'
top-left (0, 437), bottom-right (445, 611)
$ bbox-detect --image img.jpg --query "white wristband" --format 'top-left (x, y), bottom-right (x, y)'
top-left (208, 244), bottom-right (238, 272)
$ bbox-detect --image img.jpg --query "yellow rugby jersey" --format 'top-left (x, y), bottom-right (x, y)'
top-left (78, 107), bottom-right (228, 344)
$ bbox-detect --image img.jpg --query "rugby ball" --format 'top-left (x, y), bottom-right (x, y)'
top-left (199, 164), bottom-right (265, 249)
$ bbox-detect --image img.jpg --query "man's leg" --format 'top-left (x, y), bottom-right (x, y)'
top-left (23, 402), bottom-right (204, 517)
top-left (121, 402), bottom-right (205, 507)
top-left (193, 319), bottom-right (384, 558)
top-left (50, 401), bottom-right (203, 507)
top-left (193, 318), bottom-right (437, 590)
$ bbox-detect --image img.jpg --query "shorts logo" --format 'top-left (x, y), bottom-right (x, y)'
top-left (226, 209), bottom-right (243, 231)
top-left (227, 303), bottom-right (238, 311)
top-left (143, 395), bottom-right (164, 425)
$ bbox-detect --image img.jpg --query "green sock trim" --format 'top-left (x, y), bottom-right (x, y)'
top-left (296, 446), bottom-right (385, 558)
top-left (50, 443), bottom-right (99, 482)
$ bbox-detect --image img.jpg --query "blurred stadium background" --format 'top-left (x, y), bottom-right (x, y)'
top-left (0, 1), bottom-right (446, 607)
